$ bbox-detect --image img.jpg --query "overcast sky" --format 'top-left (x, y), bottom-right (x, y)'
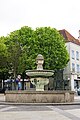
top-left (0, 0), bottom-right (80, 38)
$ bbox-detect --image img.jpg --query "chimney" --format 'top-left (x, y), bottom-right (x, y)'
top-left (78, 30), bottom-right (80, 41)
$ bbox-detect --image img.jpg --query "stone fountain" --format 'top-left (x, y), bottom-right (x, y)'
top-left (5, 54), bottom-right (74, 103)
top-left (26, 54), bottom-right (54, 91)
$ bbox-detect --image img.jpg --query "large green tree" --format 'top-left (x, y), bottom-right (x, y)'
top-left (0, 26), bottom-right (69, 79)
top-left (23, 27), bottom-right (69, 70)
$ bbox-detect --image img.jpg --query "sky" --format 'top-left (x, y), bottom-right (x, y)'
top-left (0, 0), bottom-right (80, 38)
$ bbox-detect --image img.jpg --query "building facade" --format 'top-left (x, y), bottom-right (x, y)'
top-left (59, 29), bottom-right (80, 91)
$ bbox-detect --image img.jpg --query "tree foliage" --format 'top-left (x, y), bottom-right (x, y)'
top-left (33, 27), bottom-right (69, 70)
top-left (0, 36), bottom-right (8, 72)
top-left (0, 26), bottom-right (69, 79)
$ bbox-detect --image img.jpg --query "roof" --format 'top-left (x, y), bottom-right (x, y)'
top-left (59, 29), bottom-right (80, 46)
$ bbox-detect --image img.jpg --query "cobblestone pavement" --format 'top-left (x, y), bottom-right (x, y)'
top-left (0, 105), bottom-right (80, 120)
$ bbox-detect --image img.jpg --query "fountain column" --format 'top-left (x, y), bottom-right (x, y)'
top-left (30, 54), bottom-right (49, 91)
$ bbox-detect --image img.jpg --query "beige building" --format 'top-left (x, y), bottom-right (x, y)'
top-left (59, 29), bottom-right (80, 91)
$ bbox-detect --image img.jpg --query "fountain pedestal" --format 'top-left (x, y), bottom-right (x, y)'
top-left (31, 77), bottom-right (49, 91)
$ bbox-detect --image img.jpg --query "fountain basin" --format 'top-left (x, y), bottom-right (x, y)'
top-left (26, 70), bottom-right (54, 77)
top-left (5, 90), bottom-right (74, 103)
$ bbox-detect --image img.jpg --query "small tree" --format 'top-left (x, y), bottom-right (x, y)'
top-left (6, 31), bottom-right (22, 78)
top-left (0, 36), bottom-right (8, 72)
top-left (0, 36), bottom-right (9, 86)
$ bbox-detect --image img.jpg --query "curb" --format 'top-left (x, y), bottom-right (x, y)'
top-left (0, 101), bottom-right (80, 106)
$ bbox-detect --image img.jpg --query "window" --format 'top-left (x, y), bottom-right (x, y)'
top-left (72, 63), bottom-right (75, 72)
top-left (76, 51), bottom-right (79, 60)
top-left (76, 64), bottom-right (80, 73)
top-left (72, 50), bottom-right (75, 59)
